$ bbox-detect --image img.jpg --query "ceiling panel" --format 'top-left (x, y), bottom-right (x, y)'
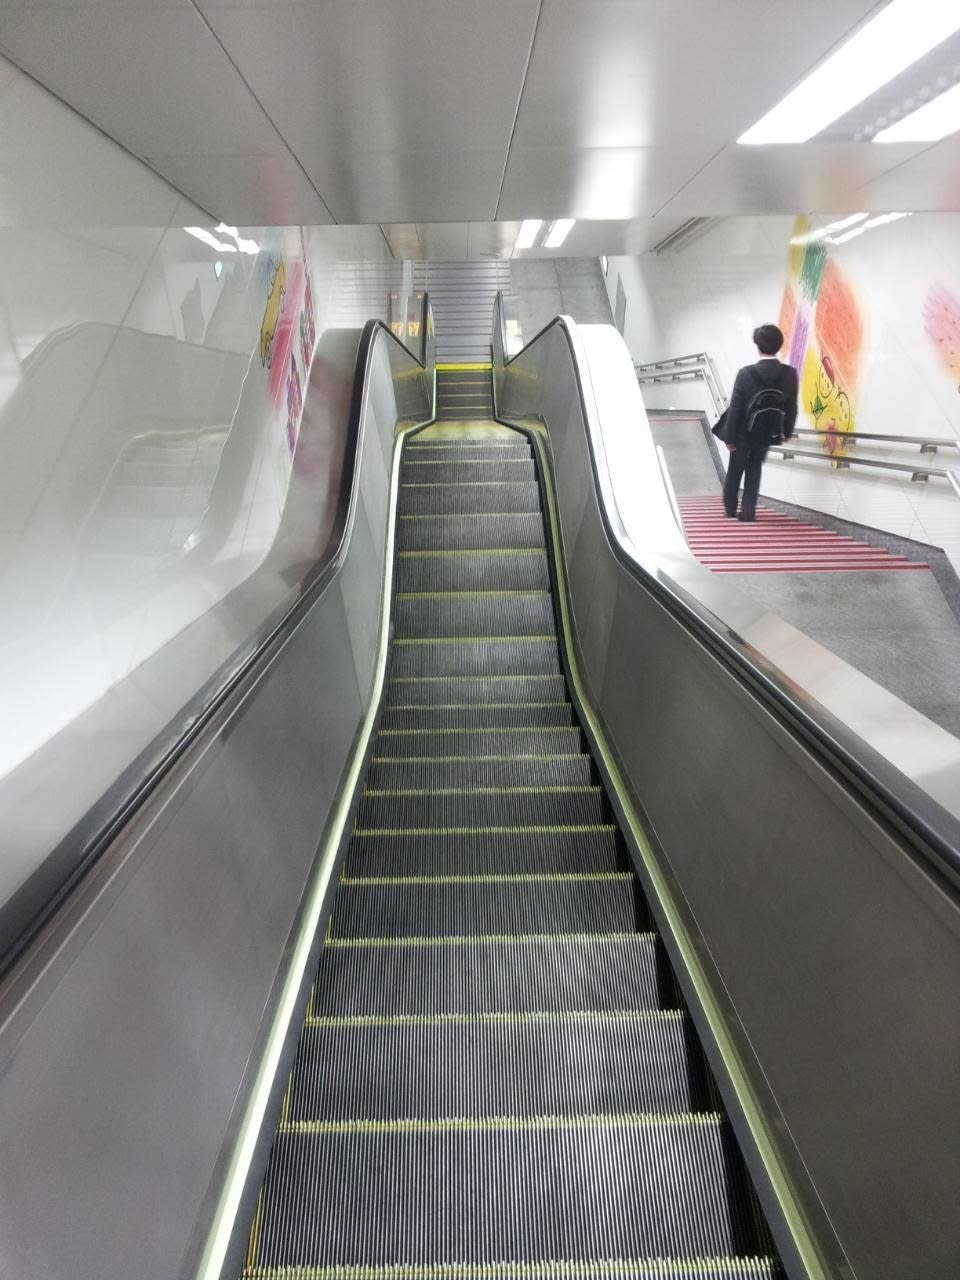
top-left (498, 145), bottom-right (713, 220)
top-left (511, 0), bottom-right (882, 151)
top-left (853, 136), bottom-right (960, 209)
top-left (0, 1), bottom-right (332, 222)
top-left (198, 0), bottom-right (540, 222)
top-left (659, 142), bottom-right (932, 217)
top-left (142, 150), bottom-right (333, 224)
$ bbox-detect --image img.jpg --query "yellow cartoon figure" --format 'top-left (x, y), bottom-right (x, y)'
top-left (802, 350), bottom-right (854, 456)
top-left (260, 257), bottom-right (286, 367)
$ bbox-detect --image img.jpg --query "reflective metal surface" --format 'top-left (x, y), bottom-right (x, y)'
top-left (0, 320), bottom-right (431, 1280)
top-left (494, 301), bottom-right (960, 1279)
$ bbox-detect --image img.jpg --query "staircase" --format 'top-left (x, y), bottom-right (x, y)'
top-left (677, 496), bottom-right (928, 573)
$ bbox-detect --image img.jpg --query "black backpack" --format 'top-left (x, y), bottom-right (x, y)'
top-left (744, 382), bottom-right (786, 443)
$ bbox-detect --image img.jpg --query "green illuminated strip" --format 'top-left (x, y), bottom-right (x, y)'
top-left (278, 1111), bottom-right (722, 1137)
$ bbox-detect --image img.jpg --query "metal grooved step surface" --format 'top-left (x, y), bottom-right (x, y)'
top-left (242, 423), bottom-right (784, 1279)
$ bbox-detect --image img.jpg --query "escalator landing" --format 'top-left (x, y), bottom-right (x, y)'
top-left (240, 425), bottom-right (783, 1280)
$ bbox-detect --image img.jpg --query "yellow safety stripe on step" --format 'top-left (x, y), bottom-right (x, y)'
top-left (383, 703), bottom-right (570, 713)
top-left (368, 754), bottom-right (587, 763)
top-left (327, 930), bottom-right (637, 949)
top-left (305, 1008), bottom-right (687, 1028)
top-left (341, 872), bottom-right (631, 886)
top-left (241, 1256), bottom-right (779, 1279)
top-left (353, 825), bottom-right (618, 837)
top-left (401, 480), bottom-right (534, 487)
top-left (396, 589), bottom-right (550, 598)
top-left (389, 673), bottom-right (559, 682)
top-left (397, 548), bottom-right (546, 557)
top-left (361, 786), bottom-right (599, 797)
top-left (392, 635), bottom-right (557, 645)
top-left (434, 361), bottom-right (493, 371)
top-left (376, 732), bottom-right (583, 742)
top-left (277, 1110), bottom-right (723, 1136)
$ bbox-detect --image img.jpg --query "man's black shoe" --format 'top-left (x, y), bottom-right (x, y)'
top-left (724, 509), bottom-right (737, 518)
top-left (737, 512), bottom-right (756, 522)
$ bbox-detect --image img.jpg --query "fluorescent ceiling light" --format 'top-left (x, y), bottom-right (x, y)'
top-left (216, 222), bottom-right (261, 255)
top-left (828, 210), bottom-right (911, 244)
top-left (514, 219), bottom-right (542, 249)
top-left (544, 218), bottom-right (575, 248)
top-left (874, 81), bottom-right (960, 142)
top-left (738, 0), bottom-right (960, 144)
top-left (184, 226), bottom-right (236, 253)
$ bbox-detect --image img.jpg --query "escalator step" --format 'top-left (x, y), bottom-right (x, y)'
top-left (397, 514), bottom-right (546, 552)
top-left (311, 933), bottom-right (679, 1017)
top-left (401, 459), bottom-right (535, 484)
top-left (355, 785), bottom-right (608, 832)
top-left (388, 673), bottom-right (566, 706)
top-left (390, 636), bottom-right (560, 678)
top-left (404, 444), bottom-right (531, 461)
top-left (287, 1010), bottom-right (702, 1120)
top-left (373, 726), bottom-right (583, 759)
top-left (331, 873), bottom-right (646, 939)
top-left (366, 753), bottom-right (594, 790)
top-left (346, 827), bottom-right (628, 877)
top-left (379, 704), bottom-right (574, 731)
top-left (394, 591), bottom-right (556, 639)
top-left (250, 1115), bottom-right (770, 1270)
top-left (396, 549), bottom-right (550, 593)
top-left (399, 482), bottom-right (541, 516)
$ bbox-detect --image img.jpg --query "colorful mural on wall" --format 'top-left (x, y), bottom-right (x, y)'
top-left (779, 216), bottom-right (867, 458)
top-left (924, 285), bottom-right (960, 393)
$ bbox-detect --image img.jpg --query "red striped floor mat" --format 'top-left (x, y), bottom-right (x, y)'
top-left (677, 497), bottom-right (928, 573)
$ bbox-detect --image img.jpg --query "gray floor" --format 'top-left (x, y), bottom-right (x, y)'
top-left (510, 258), bottom-right (613, 341)
top-left (651, 412), bottom-right (960, 739)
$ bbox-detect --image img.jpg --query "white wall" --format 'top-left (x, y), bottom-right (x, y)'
top-left (0, 53), bottom-right (395, 781)
top-left (605, 214), bottom-right (960, 567)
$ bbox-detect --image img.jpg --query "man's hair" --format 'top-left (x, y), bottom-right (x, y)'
top-left (753, 324), bottom-right (784, 356)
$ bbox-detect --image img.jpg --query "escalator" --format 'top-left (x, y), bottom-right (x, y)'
top-left (240, 412), bottom-right (783, 1278)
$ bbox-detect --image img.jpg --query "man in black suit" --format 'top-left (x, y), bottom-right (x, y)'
top-left (720, 324), bottom-right (798, 521)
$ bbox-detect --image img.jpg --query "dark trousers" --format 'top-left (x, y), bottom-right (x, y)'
top-left (723, 441), bottom-right (768, 517)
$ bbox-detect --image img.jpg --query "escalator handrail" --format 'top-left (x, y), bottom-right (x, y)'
top-left (0, 318), bottom-right (433, 980)
top-left (492, 293), bottom-right (960, 897)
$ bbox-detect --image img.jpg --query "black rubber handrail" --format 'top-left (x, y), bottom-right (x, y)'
top-left (493, 296), bottom-right (960, 898)
top-left (0, 318), bottom-right (429, 980)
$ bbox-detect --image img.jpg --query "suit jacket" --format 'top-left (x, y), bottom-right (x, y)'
top-left (721, 359), bottom-right (798, 444)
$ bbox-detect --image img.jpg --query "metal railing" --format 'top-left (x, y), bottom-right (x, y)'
top-left (638, 352), bottom-right (960, 494)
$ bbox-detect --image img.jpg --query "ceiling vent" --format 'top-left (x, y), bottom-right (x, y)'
top-left (651, 218), bottom-right (711, 255)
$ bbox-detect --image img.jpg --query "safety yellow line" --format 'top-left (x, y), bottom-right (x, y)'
top-left (352, 824), bottom-right (617, 837)
top-left (435, 361), bottom-right (493, 371)
top-left (304, 1008), bottom-right (686, 1028)
top-left (277, 1110), bottom-right (723, 1136)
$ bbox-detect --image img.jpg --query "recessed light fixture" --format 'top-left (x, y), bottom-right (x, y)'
top-left (514, 219), bottom-right (542, 250)
top-left (544, 218), bottom-right (576, 248)
top-left (737, 0), bottom-right (960, 144)
top-left (874, 81), bottom-right (960, 141)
